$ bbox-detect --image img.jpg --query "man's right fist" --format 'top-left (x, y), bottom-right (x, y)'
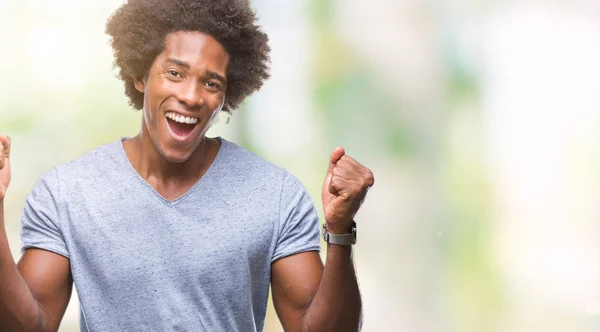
top-left (0, 135), bottom-right (11, 201)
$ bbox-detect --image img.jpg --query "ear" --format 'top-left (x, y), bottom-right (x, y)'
top-left (134, 76), bottom-right (146, 93)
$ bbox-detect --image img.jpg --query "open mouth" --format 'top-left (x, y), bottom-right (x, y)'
top-left (165, 111), bottom-right (198, 137)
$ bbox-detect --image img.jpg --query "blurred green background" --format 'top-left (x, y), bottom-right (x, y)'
top-left (1, 0), bottom-right (600, 331)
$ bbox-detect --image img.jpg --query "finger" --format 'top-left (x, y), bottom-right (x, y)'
top-left (0, 134), bottom-right (8, 148)
top-left (327, 147), bottom-right (345, 174)
top-left (338, 157), bottom-right (374, 187)
top-left (0, 135), bottom-right (10, 160)
top-left (328, 173), bottom-right (341, 195)
top-left (365, 169), bottom-right (375, 187)
top-left (334, 158), bottom-right (374, 186)
top-left (328, 175), bottom-right (360, 198)
top-left (333, 157), bottom-right (363, 180)
top-left (331, 165), bottom-right (357, 181)
top-left (4, 136), bottom-right (10, 160)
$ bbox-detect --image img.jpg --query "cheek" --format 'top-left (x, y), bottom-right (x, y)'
top-left (142, 93), bottom-right (155, 123)
top-left (142, 79), bottom-right (169, 123)
top-left (209, 93), bottom-right (226, 112)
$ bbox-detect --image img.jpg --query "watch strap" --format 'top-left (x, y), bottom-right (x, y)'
top-left (322, 221), bottom-right (357, 245)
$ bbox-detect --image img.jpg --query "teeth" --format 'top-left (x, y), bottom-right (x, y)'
top-left (166, 112), bottom-right (198, 125)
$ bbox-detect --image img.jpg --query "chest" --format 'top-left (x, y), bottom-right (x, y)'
top-left (63, 192), bottom-right (278, 288)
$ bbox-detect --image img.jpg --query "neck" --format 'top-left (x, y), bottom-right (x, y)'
top-left (124, 131), bottom-right (217, 186)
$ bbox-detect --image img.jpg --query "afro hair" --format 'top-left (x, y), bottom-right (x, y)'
top-left (105, 0), bottom-right (270, 113)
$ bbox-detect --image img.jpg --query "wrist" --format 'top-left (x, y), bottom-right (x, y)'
top-left (324, 222), bottom-right (354, 234)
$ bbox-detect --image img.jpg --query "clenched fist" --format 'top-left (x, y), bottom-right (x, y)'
top-left (321, 147), bottom-right (374, 234)
top-left (0, 135), bottom-right (11, 201)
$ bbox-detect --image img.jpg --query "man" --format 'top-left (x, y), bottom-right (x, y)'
top-left (0, 0), bottom-right (374, 331)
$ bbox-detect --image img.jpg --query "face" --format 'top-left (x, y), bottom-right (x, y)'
top-left (135, 31), bottom-right (230, 163)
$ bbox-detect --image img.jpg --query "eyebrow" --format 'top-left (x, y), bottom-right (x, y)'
top-left (166, 58), bottom-right (190, 68)
top-left (205, 70), bottom-right (227, 85)
top-left (166, 58), bottom-right (227, 84)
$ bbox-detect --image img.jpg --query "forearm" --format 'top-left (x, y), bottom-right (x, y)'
top-left (302, 244), bottom-right (361, 332)
top-left (0, 202), bottom-right (45, 332)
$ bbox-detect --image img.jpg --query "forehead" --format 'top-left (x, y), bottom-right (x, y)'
top-left (160, 31), bottom-right (229, 73)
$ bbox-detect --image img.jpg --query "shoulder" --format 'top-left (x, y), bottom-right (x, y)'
top-left (34, 140), bottom-right (126, 193)
top-left (218, 138), bottom-right (310, 195)
top-left (25, 139), bottom-right (116, 204)
top-left (218, 138), bottom-right (288, 182)
top-left (54, 139), bottom-right (123, 177)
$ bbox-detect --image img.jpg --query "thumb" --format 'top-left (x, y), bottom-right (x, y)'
top-left (327, 146), bottom-right (345, 174)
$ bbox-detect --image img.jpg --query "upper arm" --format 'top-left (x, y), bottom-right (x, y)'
top-left (271, 251), bottom-right (323, 332)
top-left (17, 249), bottom-right (72, 332)
top-left (18, 168), bottom-right (72, 331)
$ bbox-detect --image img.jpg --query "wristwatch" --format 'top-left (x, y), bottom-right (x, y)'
top-left (322, 221), bottom-right (357, 245)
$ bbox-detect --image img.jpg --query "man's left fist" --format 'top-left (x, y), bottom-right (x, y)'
top-left (321, 147), bottom-right (374, 234)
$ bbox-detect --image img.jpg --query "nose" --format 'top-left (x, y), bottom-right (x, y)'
top-left (176, 80), bottom-right (204, 108)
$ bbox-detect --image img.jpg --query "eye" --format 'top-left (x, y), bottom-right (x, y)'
top-left (167, 70), bottom-right (182, 78)
top-left (203, 81), bottom-right (221, 92)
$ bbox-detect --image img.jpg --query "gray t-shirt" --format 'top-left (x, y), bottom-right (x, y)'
top-left (20, 138), bottom-right (321, 332)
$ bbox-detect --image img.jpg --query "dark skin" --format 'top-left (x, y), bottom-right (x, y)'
top-left (124, 31), bottom-right (229, 200)
top-left (0, 31), bottom-right (374, 331)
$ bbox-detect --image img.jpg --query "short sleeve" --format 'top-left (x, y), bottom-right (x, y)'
top-left (272, 172), bottom-right (321, 262)
top-left (21, 168), bottom-right (69, 258)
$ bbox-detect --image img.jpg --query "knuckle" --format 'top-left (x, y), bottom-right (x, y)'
top-left (366, 170), bottom-right (375, 185)
top-left (329, 176), bottom-right (338, 186)
top-left (333, 176), bottom-right (342, 185)
top-left (332, 167), bottom-right (341, 176)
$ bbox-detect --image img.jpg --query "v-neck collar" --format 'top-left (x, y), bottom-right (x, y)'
top-left (116, 137), bottom-right (226, 207)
